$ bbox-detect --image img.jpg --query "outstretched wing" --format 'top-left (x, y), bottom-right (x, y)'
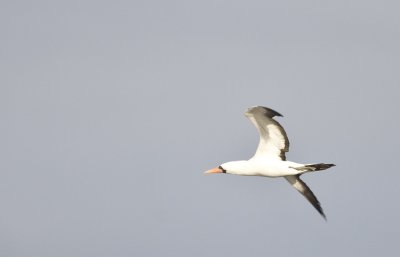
top-left (245, 106), bottom-right (289, 160)
top-left (285, 175), bottom-right (326, 219)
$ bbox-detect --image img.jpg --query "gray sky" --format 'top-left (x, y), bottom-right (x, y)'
top-left (2, 0), bottom-right (400, 256)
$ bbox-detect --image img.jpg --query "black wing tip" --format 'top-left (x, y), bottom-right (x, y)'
top-left (303, 187), bottom-right (326, 220)
top-left (294, 175), bottom-right (327, 221)
top-left (248, 106), bottom-right (284, 117)
top-left (260, 106), bottom-right (283, 117)
top-left (316, 204), bottom-right (327, 221)
top-left (308, 195), bottom-right (327, 221)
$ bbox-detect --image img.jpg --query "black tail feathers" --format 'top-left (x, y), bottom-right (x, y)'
top-left (293, 163), bottom-right (335, 172)
top-left (305, 163), bottom-right (336, 171)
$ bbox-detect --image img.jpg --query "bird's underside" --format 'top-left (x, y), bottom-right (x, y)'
top-left (205, 106), bottom-right (335, 219)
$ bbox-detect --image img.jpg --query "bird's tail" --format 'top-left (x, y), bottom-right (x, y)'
top-left (292, 163), bottom-right (335, 172)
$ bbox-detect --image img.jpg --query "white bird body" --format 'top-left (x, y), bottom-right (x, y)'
top-left (222, 159), bottom-right (304, 177)
top-left (205, 106), bottom-right (335, 219)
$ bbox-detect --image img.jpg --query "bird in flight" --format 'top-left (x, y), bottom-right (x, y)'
top-left (205, 106), bottom-right (335, 219)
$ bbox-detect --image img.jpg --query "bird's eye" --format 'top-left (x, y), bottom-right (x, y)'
top-left (219, 166), bottom-right (226, 173)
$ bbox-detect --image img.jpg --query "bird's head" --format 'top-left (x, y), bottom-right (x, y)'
top-left (204, 161), bottom-right (250, 175)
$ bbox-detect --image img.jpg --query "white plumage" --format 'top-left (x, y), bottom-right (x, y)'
top-left (205, 106), bottom-right (335, 219)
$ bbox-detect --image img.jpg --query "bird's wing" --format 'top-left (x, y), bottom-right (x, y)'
top-left (245, 106), bottom-right (289, 160)
top-left (285, 175), bottom-right (326, 220)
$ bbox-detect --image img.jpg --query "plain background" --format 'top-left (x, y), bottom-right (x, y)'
top-left (2, 0), bottom-right (400, 256)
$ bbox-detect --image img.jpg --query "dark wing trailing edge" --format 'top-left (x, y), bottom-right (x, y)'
top-left (245, 106), bottom-right (290, 161)
top-left (285, 175), bottom-right (326, 220)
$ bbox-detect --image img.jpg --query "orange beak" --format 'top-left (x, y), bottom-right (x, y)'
top-left (204, 167), bottom-right (224, 174)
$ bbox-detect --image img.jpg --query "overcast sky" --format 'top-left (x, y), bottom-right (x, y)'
top-left (2, 1), bottom-right (400, 256)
